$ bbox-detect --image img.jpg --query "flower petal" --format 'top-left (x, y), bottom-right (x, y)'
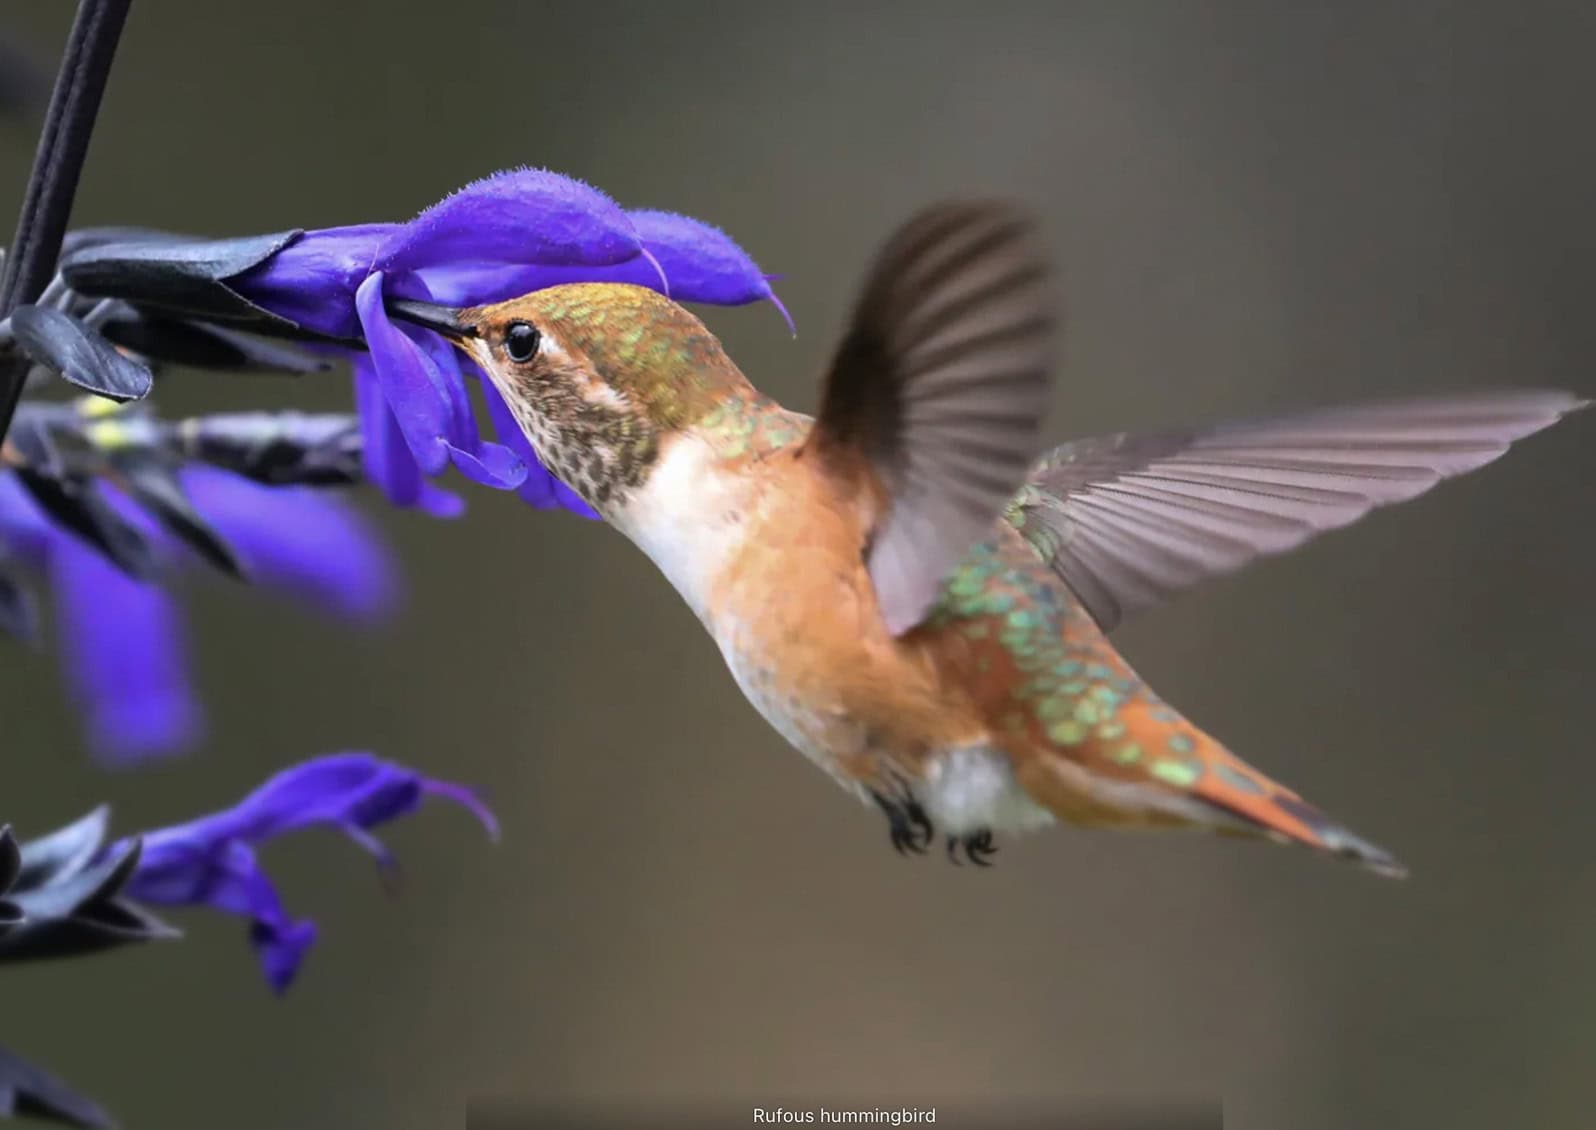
top-left (179, 466), bottom-right (400, 623)
top-left (415, 262), bottom-right (614, 306)
top-left (127, 832), bottom-right (314, 993)
top-left (415, 480), bottom-right (468, 519)
top-left (355, 272), bottom-right (451, 474)
top-left (446, 440), bottom-right (527, 489)
top-left (375, 168), bottom-right (643, 273)
top-left (411, 208), bottom-right (791, 325)
top-left (161, 752), bottom-right (492, 846)
top-left (229, 224), bottom-right (396, 339)
top-left (551, 477), bottom-right (597, 516)
top-left (353, 359), bottom-right (467, 518)
top-left (354, 353), bottom-right (423, 508)
top-left (118, 752), bottom-right (496, 991)
top-left (47, 530), bottom-right (202, 765)
top-left (407, 313), bottom-right (528, 491)
top-left (0, 471), bottom-right (55, 563)
top-left (423, 778), bottom-right (501, 842)
top-left (629, 209), bottom-right (791, 325)
top-left (250, 914), bottom-right (318, 993)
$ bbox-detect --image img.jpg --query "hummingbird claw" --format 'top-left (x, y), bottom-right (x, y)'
top-left (944, 829), bottom-right (997, 867)
top-left (966, 830), bottom-right (997, 866)
top-left (871, 790), bottom-right (934, 857)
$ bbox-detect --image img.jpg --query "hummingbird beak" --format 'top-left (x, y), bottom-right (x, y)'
top-left (384, 298), bottom-right (477, 342)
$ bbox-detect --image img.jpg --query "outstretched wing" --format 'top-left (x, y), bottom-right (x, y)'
top-left (809, 201), bottom-right (1057, 635)
top-left (1006, 390), bottom-right (1586, 631)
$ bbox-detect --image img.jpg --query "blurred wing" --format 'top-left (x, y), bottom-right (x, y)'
top-left (1008, 390), bottom-right (1586, 630)
top-left (810, 201), bottom-right (1056, 634)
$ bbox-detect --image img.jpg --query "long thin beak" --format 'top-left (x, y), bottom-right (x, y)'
top-left (385, 298), bottom-right (476, 341)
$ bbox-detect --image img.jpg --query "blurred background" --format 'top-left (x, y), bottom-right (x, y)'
top-left (4, 3), bottom-right (1595, 1128)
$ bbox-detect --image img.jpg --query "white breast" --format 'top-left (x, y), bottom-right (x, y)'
top-left (610, 435), bottom-right (750, 624)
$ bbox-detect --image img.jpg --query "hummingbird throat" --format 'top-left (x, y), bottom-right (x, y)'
top-left (493, 368), bottom-right (663, 513)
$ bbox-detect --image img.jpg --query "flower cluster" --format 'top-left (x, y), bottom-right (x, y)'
top-left (0, 398), bottom-right (395, 764)
top-left (5, 166), bottom-right (787, 768)
top-left (1, 751), bottom-right (492, 1124)
top-left (113, 751), bottom-right (497, 992)
top-left (0, 751), bottom-right (491, 989)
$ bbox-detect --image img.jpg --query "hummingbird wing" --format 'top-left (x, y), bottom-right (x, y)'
top-left (811, 201), bottom-right (1057, 635)
top-left (1006, 389), bottom-right (1586, 631)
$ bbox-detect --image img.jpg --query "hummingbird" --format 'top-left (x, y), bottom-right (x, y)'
top-left (391, 201), bottom-right (1584, 877)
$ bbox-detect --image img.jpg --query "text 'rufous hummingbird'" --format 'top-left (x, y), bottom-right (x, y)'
top-left (393, 202), bottom-right (1585, 877)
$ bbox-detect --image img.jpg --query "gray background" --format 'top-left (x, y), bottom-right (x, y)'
top-left (4, 3), bottom-right (1595, 1128)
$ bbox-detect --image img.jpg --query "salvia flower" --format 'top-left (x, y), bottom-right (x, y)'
top-left (60, 168), bottom-right (790, 518)
top-left (0, 400), bottom-right (398, 764)
top-left (0, 751), bottom-right (491, 1122)
top-left (112, 752), bottom-right (497, 993)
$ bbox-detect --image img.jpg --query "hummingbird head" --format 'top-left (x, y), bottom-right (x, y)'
top-left (390, 283), bottom-right (753, 513)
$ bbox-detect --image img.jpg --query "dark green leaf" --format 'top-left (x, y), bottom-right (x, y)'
top-left (8, 306), bottom-right (151, 402)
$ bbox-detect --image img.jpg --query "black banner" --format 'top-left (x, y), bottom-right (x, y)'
top-left (468, 1100), bottom-right (1222, 1129)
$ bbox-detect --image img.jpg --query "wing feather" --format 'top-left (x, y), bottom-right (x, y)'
top-left (811, 201), bottom-right (1057, 634)
top-left (1008, 390), bottom-right (1586, 629)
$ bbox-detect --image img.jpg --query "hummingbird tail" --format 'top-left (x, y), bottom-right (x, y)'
top-left (1092, 700), bottom-right (1411, 877)
top-left (1191, 766), bottom-right (1409, 879)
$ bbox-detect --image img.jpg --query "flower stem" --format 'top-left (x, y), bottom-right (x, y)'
top-left (0, 0), bottom-right (134, 442)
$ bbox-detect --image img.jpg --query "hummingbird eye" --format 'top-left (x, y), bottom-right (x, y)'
top-left (504, 321), bottom-right (541, 364)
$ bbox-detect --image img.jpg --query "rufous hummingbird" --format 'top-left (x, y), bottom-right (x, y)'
top-left (392, 202), bottom-right (1584, 877)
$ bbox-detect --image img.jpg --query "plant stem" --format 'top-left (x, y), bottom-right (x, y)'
top-left (0, 0), bottom-right (134, 441)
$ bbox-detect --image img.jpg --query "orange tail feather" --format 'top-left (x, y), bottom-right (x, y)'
top-left (1189, 741), bottom-right (1408, 878)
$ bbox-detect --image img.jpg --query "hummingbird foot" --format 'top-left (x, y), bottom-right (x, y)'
top-left (871, 790), bottom-right (935, 856)
top-left (946, 830), bottom-right (997, 867)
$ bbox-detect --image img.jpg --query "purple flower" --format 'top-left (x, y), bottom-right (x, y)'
top-left (229, 223), bottom-right (398, 340)
top-left (114, 752), bottom-right (497, 993)
top-left (223, 168), bottom-right (787, 519)
top-left (374, 168), bottom-right (651, 276)
top-left (0, 467), bottom-right (399, 765)
top-left (48, 533), bottom-right (200, 762)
